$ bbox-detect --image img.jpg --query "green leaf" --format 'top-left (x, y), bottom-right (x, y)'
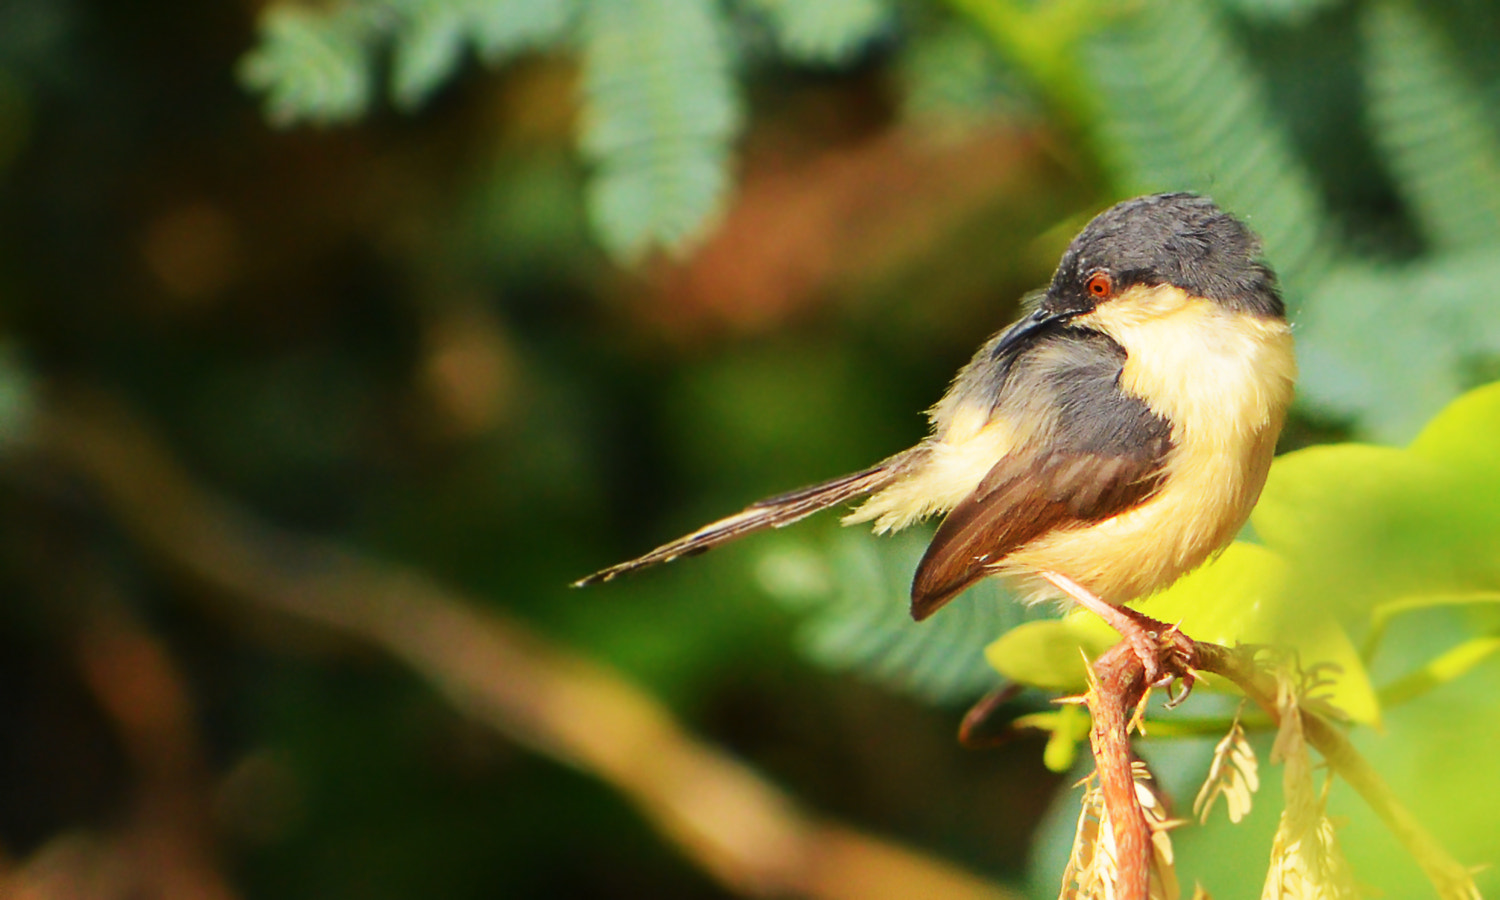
top-left (986, 543), bottom-right (1379, 723)
top-left (1378, 634), bottom-right (1500, 708)
top-left (388, 0), bottom-right (577, 110)
top-left (239, 5), bottom-right (379, 126)
top-left (984, 620), bottom-right (1108, 693)
top-left (981, 542), bottom-right (1378, 723)
top-left (1082, 0), bottom-right (1333, 296)
top-left (463, 0), bottom-right (575, 63)
top-left (1407, 379), bottom-right (1500, 472)
top-left (1252, 380), bottom-right (1500, 627)
top-left (1131, 543), bottom-right (1380, 724)
top-left (1363, 592), bottom-right (1500, 663)
top-left (579, 0), bottom-right (742, 261)
top-left (741, 0), bottom-right (893, 65)
top-left (1363, 0), bottom-right (1500, 252)
top-left (1014, 706), bottom-right (1092, 773)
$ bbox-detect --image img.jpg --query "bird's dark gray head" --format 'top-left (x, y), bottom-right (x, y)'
top-left (1043, 193), bottom-right (1284, 318)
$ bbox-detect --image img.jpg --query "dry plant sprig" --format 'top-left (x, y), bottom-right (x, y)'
top-left (1262, 662), bottom-right (1358, 900)
top-left (1192, 713), bottom-right (1258, 825)
top-left (1060, 764), bottom-right (1182, 900)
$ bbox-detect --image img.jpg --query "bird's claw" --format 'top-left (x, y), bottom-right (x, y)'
top-left (1123, 619), bottom-right (1198, 705)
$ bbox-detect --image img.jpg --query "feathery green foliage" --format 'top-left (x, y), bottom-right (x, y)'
top-left (1082, 0), bottom-right (1332, 294)
top-left (898, 20), bottom-right (1032, 127)
top-left (239, 0), bottom-right (888, 262)
top-left (1217, 0), bottom-right (1342, 25)
top-left (578, 0), bottom-right (741, 261)
top-left (387, 0), bottom-right (575, 109)
top-left (755, 529), bottom-right (1020, 704)
top-left (1362, 0), bottom-right (1500, 252)
top-left (739, 0), bottom-right (893, 65)
top-left (1297, 252), bottom-right (1500, 441)
top-left (239, 6), bottom-right (380, 126)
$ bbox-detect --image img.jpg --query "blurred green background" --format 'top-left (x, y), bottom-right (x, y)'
top-left (2, 0), bottom-right (1499, 897)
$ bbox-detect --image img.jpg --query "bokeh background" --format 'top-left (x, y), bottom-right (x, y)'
top-left (2, 0), bottom-right (1500, 898)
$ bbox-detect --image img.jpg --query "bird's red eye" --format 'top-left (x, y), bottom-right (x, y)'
top-left (1086, 271), bottom-right (1114, 299)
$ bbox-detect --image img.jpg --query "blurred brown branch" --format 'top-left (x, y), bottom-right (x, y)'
top-left (643, 125), bottom-right (1059, 336)
top-left (75, 603), bottom-right (240, 900)
top-left (26, 386), bottom-right (1022, 900)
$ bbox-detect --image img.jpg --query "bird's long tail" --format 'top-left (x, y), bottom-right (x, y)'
top-left (573, 453), bottom-right (913, 586)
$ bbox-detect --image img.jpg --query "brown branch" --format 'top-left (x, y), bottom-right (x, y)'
top-left (1086, 643), bottom-right (1152, 900)
top-left (25, 386), bottom-right (1021, 900)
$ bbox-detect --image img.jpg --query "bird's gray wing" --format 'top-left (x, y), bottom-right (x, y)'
top-left (910, 329), bottom-right (1174, 619)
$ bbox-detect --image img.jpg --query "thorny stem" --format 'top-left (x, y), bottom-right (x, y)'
top-left (1085, 642), bottom-right (1152, 900)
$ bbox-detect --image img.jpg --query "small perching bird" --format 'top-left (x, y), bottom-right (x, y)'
top-left (577, 193), bottom-right (1297, 681)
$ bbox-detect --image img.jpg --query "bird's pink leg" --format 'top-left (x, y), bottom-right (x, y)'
top-left (1041, 571), bottom-right (1196, 691)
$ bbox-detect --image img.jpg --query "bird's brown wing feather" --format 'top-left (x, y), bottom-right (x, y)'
top-left (573, 455), bottom-right (912, 586)
top-left (910, 327), bottom-right (1175, 619)
top-left (909, 450), bottom-right (1166, 619)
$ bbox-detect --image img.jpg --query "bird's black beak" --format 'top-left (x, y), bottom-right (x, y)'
top-left (987, 307), bottom-right (1077, 362)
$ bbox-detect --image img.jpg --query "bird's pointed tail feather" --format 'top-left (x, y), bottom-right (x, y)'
top-left (573, 455), bottom-right (909, 587)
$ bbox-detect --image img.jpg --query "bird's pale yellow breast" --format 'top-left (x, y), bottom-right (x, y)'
top-left (1006, 285), bottom-right (1297, 604)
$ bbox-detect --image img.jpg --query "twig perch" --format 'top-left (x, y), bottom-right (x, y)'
top-left (1084, 642), bottom-right (1153, 900)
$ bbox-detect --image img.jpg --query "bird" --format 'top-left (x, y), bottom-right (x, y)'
top-left (575, 193), bottom-right (1297, 682)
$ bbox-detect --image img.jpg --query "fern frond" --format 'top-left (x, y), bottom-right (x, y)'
top-left (1363, 0), bottom-right (1500, 251)
top-left (740, 0), bottom-right (893, 65)
top-left (579, 0), bottom-right (742, 261)
top-left (387, 0), bottom-right (577, 110)
top-left (1084, 0), bottom-right (1332, 296)
top-left (899, 20), bottom-right (1034, 128)
top-left (755, 529), bottom-right (1021, 705)
top-left (240, 5), bottom-right (382, 126)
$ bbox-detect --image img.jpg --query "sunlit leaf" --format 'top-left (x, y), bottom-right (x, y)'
top-left (1254, 385), bottom-right (1500, 616)
top-left (984, 620), bottom-right (1108, 693)
top-left (1124, 543), bottom-right (1379, 724)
